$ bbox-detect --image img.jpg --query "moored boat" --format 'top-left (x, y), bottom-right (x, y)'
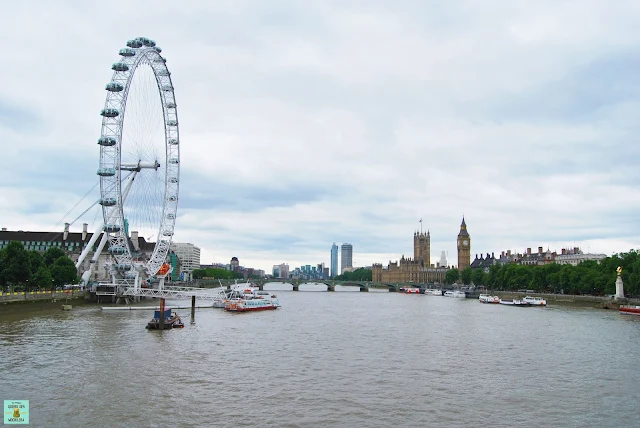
top-left (146, 309), bottom-right (183, 329)
top-left (522, 296), bottom-right (547, 306)
top-left (444, 290), bottom-right (466, 298)
top-left (425, 289), bottom-right (443, 296)
top-left (499, 299), bottom-right (531, 307)
top-left (400, 287), bottom-right (420, 294)
top-left (479, 294), bottom-right (500, 304)
top-left (619, 305), bottom-right (640, 316)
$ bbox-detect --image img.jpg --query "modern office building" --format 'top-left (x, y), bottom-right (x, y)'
top-left (272, 263), bottom-right (290, 279)
top-left (330, 243), bottom-right (338, 278)
top-left (341, 243), bottom-right (353, 274)
top-left (170, 242), bottom-right (201, 281)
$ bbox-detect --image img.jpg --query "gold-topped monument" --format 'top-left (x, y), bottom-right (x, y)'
top-left (615, 266), bottom-right (625, 299)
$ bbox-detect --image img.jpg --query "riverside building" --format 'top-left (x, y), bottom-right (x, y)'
top-left (340, 243), bottom-right (353, 274)
top-left (330, 243), bottom-right (338, 278)
top-left (372, 218), bottom-right (469, 284)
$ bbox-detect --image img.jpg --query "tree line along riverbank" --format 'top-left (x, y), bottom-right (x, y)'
top-left (1, 242), bottom-right (79, 292)
top-left (449, 250), bottom-right (640, 298)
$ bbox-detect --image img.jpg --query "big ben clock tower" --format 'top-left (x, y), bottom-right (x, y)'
top-left (457, 217), bottom-right (471, 271)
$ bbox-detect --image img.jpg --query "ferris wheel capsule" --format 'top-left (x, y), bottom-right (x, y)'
top-left (98, 136), bottom-right (117, 146)
top-left (100, 108), bottom-right (119, 118)
top-left (99, 198), bottom-right (117, 207)
top-left (108, 246), bottom-right (127, 255)
top-left (126, 39), bottom-right (142, 48)
top-left (105, 82), bottom-right (124, 92)
top-left (103, 224), bottom-right (121, 232)
top-left (119, 48), bottom-right (136, 57)
top-left (112, 62), bottom-right (129, 72)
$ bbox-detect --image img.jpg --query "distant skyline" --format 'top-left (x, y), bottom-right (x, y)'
top-left (2, 1), bottom-right (640, 272)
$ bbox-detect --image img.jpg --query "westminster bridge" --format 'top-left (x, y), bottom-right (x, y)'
top-left (192, 279), bottom-right (432, 292)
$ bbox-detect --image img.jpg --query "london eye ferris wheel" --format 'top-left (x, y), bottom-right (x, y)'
top-left (96, 36), bottom-right (179, 282)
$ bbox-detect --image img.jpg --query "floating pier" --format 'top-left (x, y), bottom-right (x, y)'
top-left (101, 304), bottom-right (214, 311)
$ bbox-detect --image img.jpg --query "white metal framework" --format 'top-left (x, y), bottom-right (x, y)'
top-left (122, 285), bottom-right (227, 301)
top-left (98, 37), bottom-right (179, 283)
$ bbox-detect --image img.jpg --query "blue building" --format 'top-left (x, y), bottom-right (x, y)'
top-left (330, 243), bottom-right (338, 278)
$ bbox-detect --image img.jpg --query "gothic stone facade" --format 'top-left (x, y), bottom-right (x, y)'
top-left (372, 231), bottom-right (447, 284)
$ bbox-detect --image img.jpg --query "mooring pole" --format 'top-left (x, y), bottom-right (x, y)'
top-left (191, 295), bottom-right (196, 321)
top-left (159, 298), bottom-right (165, 330)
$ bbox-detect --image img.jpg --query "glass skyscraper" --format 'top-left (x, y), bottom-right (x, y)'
top-left (330, 243), bottom-right (338, 278)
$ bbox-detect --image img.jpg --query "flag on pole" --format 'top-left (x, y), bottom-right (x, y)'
top-left (419, 219), bottom-right (422, 223)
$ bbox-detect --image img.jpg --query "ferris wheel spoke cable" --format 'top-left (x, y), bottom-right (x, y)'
top-left (55, 181), bottom-right (100, 228)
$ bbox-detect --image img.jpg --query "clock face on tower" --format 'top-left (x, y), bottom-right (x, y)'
top-left (463, 240), bottom-right (469, 246)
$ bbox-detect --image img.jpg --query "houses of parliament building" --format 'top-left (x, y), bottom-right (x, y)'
top-left (372, 218), bottom-right (471, 284)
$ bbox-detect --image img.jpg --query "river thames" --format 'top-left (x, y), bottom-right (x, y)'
top-left (1, 284), bottom-right (639, 427)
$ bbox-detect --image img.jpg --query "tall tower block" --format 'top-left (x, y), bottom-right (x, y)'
top-left (414, 230), bottom-right (431, 266)
top-left (457, 217), bottom-right (471, 271)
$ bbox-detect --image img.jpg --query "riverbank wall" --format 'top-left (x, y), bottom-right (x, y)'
top-left (489, 291), bottom-right (640, 308)
top-left (1, 290), bottom-right (88, 305)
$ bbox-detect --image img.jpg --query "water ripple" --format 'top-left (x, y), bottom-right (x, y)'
top-left (1, 293), bottom-right (639, 427)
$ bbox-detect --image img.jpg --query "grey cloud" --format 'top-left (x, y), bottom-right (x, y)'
top-left (2, 1), bottom-right (640, 271)
top-left (0, 100), bottom-right (43, 133)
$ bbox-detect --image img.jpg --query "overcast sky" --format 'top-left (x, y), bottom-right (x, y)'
top-left (2, 0), bottom-right (639, 272)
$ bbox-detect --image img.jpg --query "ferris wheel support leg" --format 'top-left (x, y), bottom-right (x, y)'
top-left (158, 276), bottom-right (166, 291)
top-left (75, 221), bottom-right (106, 269)
top-left (80, 227), bottom-right (111, 286)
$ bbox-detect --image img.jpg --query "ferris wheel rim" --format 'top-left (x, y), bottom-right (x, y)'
top-left (97, 37), bottom-right (179, 278)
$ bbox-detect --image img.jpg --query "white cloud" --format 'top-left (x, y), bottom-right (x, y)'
top-left (2, 0), bottom-right (640, 273)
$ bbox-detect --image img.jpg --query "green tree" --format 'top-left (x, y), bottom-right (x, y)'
top-left (0, 246), bottom-right (6, 286)
top-left (1, 241), bottom-right (31, 285)
top-left (50, 256), bottom-right (78, 287)
top-left (29, 251), bottom-right (44, 273)
top-left (335, 268), bottom-right (372, 281)
top-left (192, 267), bottom-right (241, 280)
top-left (471, 268), bottom-right (485, 286)
top-left (460, 267), bottom-right (473, 285)
top-left (445, 269), bottom-right (459, 284)
top-left (44, 247), bottom-right (66, 267)
top-left (487, 264), bottom-right (504, 289)
top-left (31, 266), bottom-right (53, 290)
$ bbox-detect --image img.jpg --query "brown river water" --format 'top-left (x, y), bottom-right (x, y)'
top-left (1, 284), bottom-right (639, 427)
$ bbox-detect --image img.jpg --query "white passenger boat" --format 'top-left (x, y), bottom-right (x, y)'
top-left (499, 299), bottom-right (531, 307)
top-left (213, 281), bottom-right (262, 308)
top-left (479, 294), bottom-right (500, 304)
top-left (224, 292), bottom-right (281, 312)
top-left (425, 289), bottom-right (443, 296)
top-left (444, 290), bottom-right (466, 298)
top-left (522, 296), bottom-right (547, 306)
